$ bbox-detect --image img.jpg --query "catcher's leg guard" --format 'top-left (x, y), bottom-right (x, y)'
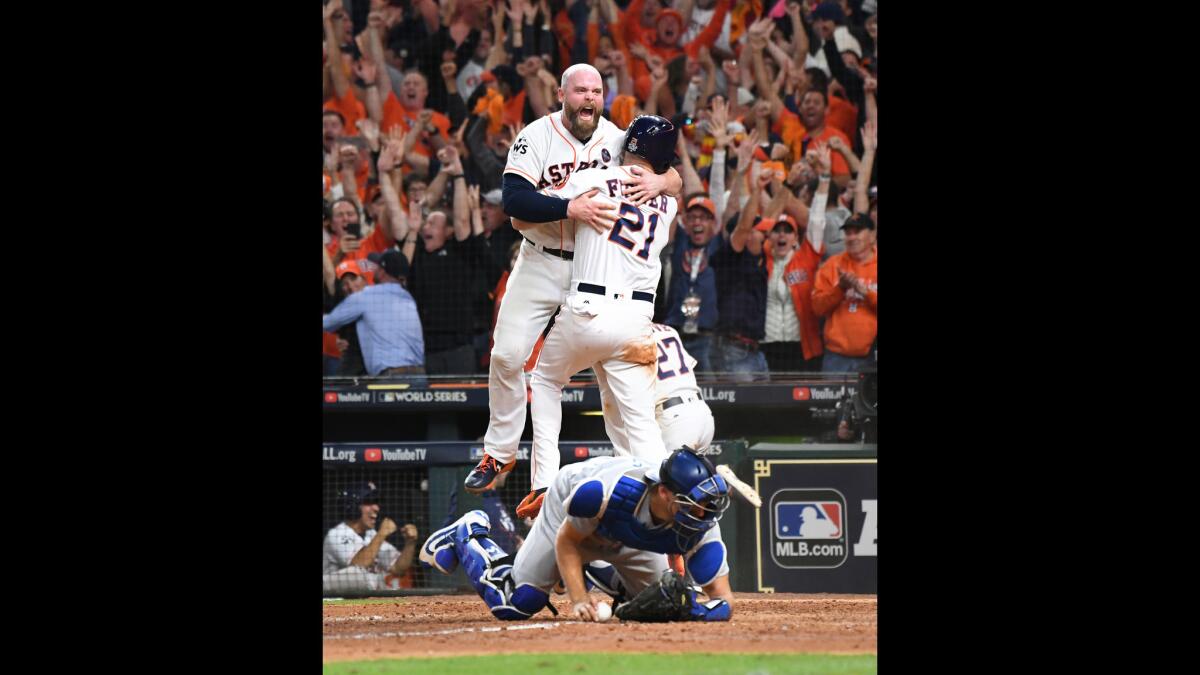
top-left (420, 510), bottom-right (492, 575)
top-left (445, 514), bottom-right (550, 621)
top-left (584, 561), bottom-right (629, 602)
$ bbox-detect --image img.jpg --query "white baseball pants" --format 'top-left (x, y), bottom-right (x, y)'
top-left (528, 292), bottom-right (667, 490)
top-left (483, 242), bottom-right (573, 464)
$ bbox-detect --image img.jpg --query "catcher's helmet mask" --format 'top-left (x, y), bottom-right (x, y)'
top-left (648, 447), bottom-right (730, 548)
top-left (623, 115), bottom-right (678, 174)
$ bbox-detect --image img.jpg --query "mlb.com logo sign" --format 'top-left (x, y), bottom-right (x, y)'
top-left (769, 488), bottom-right (850, 569)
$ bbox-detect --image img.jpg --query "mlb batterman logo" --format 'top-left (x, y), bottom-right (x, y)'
top-left (768, 488), bottom-right (850, 569)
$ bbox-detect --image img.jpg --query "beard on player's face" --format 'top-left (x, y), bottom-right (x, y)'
top-left (563, 99), bottom-right (599, 140)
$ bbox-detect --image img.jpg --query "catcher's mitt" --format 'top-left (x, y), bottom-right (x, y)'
top-left (614, 570), bottom-right (691, 622)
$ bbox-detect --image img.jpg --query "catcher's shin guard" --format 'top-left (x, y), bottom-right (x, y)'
top-left (458, 536), bottom-right (549, 621)
top-left (420, 510), bottom-right (492, 575)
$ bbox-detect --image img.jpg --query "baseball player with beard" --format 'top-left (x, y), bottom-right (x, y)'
top-left (512, 115), bottom-right (680, 519)
top-left (464, 65), bottom-right (684, 516)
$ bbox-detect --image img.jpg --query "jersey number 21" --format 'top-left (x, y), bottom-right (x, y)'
top-left (608, 203), bottom-right (660, 260)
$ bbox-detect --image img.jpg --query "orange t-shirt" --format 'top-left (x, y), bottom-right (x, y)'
top-left (811, 249), bottom-right (877, 357)
top-left (382, 92), bottom-right (451, 153)
top-left (324, 222), bottom-right (392, 271)
top-left (827, 95), bottom-right (860, 142)
top-left (324, 89), bottom-right (366, 139)
top-left (774, 110), bottom-right (852, 176)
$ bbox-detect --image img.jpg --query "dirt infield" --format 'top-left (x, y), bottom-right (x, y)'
top-left (323, 593), bottom-right (876, 663)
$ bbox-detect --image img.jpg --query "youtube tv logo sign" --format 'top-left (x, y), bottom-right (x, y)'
top-left (792, 387), bottom-right (811, 401)
top-left (574, 447), bottom-right (588, 458)
top-left (324, 392), bottom-right (338, 403)
top-left (364, 448), bottom-right (382, 462)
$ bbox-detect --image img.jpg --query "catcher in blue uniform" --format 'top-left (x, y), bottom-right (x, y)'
top-left (420, 447), bottom-right (734, 622)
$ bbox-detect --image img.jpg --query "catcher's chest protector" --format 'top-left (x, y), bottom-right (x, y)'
top-left (596, 477), bottom-right (695, 554)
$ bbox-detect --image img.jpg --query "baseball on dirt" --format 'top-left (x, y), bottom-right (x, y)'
top-left (595, 601), bottom-right (612, 622)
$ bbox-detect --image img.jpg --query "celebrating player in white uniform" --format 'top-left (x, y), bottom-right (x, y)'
top-left (421, 448), bottom-right (734, 623)
top-left (601, 322), bottom-right (715, 455)
top-left (322, 482), bottom-right (419, 594)
top-left (513, 115), bottom-right (680, 519)
top-left (466, 65), bottom-right (684, 514)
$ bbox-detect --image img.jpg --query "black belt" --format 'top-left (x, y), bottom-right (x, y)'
top-left (661, 395), bottom-right (697, 411)
top-left (524, 236), bottom-right (573, 260)
top-left (577, 282), bottom-right (654, 303)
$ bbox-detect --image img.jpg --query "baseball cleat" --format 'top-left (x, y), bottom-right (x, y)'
top-left (464, 454), bottom-right (518, 494)
top-left (515, 487), bottom-right (547, 519)
top-left (420, 510), bottom-right (491, 575)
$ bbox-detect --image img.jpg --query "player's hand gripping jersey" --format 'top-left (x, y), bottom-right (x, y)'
top-left (506, 110), bottom-right (627, 253)
top-left (539, 165), bottom-right (679, 296)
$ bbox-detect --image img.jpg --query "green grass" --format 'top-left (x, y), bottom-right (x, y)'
top-left (324, 652), bottom-right (875, 675)
top-left (322, 598), bottom-right (410, 606)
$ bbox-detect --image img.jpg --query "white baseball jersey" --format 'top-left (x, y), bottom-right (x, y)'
top-left (602, 323), bottom-right (714, 455)
top-left (322, 522), bottom-right (401, 575)
top-left (539, 165), bottom-right (679, 296)
top-left (511, 456), bottom-right (729, 595)
top-left (504, 110), bottom-right (626, 252)
top-left (650, 323), bottom-right (700, 405)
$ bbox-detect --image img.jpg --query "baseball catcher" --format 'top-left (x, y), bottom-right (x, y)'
top-left (419, 447), bottom-right (734, 622)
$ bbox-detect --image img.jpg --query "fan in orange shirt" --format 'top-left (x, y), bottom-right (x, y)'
top-left (617, 0), bottom-right (731, 103)
top-left (379, 71), bottom-right (452, 175)
top-left (811, 213), bottom-right (877, 373)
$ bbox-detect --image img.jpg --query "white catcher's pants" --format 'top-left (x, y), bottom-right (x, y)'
top-left (529, 292), bottom-right (667, 490)
top-left (483, 242), bottom-right (573, 463)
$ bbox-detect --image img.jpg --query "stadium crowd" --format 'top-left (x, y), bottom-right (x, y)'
top-left (322, 0), bottom-right (878, 379)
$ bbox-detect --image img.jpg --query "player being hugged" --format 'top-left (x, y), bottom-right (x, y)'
top-left (465, 65), bottom-right (685, 520)
top-left (514, 115), bottom-right (680, 519)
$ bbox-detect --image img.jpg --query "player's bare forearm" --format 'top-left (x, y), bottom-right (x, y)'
top-left (855, 150), bottom-right (874, 214)
top-left (665, 166), bottom-right (683, 195)
top-left (555, 522), bottom-right (591, 604)
top-left (391, 541), bottom-right (417, 575)
top-left (325, 19), bottom-right (350, 98)
top-left (350, 537), bottom-right (386, 569)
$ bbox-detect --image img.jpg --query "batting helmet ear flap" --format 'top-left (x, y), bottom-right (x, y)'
top-left (339, 481), bottom-right (380, 520)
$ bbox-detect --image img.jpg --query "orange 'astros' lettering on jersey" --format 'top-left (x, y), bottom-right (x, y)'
top-left (537, 160), bottom-right (609, 190)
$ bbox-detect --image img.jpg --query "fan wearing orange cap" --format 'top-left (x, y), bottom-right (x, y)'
top-left (756, 143), bottom-right (830, 373)
top-left (329, 259), bottom-right (375, 377)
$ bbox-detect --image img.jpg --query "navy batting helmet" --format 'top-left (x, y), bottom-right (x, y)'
top-left (338, 481), bottom-right (380, 520)
top-left (623, 115), bottom-right (677, 174)
top-left (647, 447), bottom-right (730, 546)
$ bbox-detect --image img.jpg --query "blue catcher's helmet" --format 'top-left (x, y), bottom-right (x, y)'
top-left (623, 115), bottom-right (678, 174)
top-left (647, 447), bottom-right (730, 547)
top-left (338, 481), bottom-right (380, 520)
